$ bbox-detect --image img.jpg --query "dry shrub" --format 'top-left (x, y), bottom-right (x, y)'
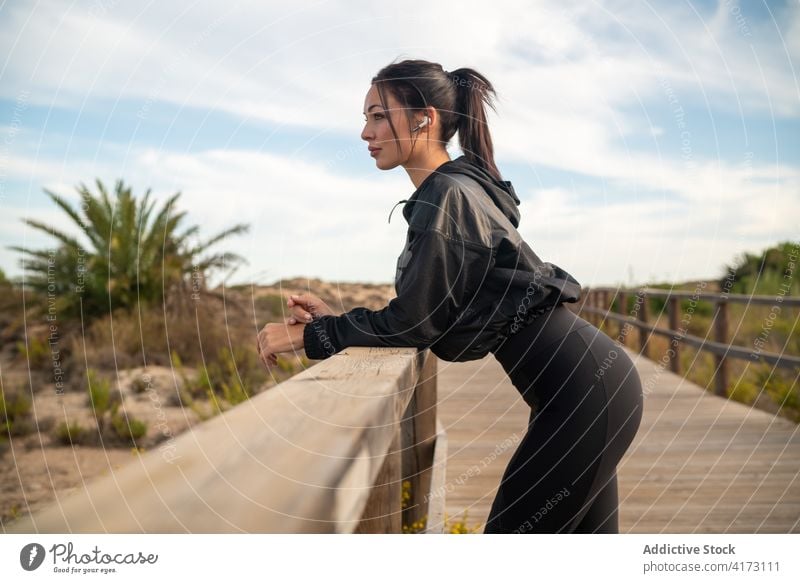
top-left (74, 290), bottom-right (251, 372)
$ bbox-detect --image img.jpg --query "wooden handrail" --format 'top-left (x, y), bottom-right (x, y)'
top-left (636, 287), bottom-right (800, 306)
top-left (6, 347), bottom-right (446, 533)
top-left (578, 286), bottom-right (799, 397)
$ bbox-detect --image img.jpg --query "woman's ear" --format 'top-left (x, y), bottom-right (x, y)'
top-left (418, 107), bottom-right (440, 140)
top-left (426, 106), bottom-right (438, 128)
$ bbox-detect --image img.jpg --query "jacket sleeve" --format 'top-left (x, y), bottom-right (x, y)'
top-left (302, 228), bottom-right (494, 360)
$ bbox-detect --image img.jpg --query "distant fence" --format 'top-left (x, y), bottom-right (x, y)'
top-left (576, 286), bottom-right (800, 396)
top-left (6, 347), bottom-right (447, 533)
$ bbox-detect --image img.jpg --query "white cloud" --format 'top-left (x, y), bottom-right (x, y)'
top-left (3, 0), bottom-right (797, 122)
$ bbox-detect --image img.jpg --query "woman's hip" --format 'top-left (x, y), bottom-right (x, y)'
top-left (492, 303), bottom-right (643, 423)
top-left (492, 302), bottom-right (593, 374)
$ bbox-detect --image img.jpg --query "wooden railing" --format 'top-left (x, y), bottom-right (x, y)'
top-left (6, 347), bottom-right (447, 533)
top-left (577, 286), bottom-right (800, 396)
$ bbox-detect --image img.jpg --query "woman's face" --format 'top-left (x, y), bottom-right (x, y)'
top-left (361, 84), bottom-right (423, 170)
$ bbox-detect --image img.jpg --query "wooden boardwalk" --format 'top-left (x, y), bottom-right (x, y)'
top-left (435, 345), bottom-right (800, 533)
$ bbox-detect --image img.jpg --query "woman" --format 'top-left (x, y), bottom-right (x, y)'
top-left (257, 58), bottom-right (643, 534)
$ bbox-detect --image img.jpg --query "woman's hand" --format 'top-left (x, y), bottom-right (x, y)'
top-left (256, 318), bottom-right (305, 370)
top-left (257, 294), bottom-right (336, 370)
top-left (285, 293), bottom-right (335, 324)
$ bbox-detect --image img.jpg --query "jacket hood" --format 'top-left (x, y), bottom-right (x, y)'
top-left (387, 155), bottom-right (522, 228)
top-left (436, 155), bottom-right (522, 228)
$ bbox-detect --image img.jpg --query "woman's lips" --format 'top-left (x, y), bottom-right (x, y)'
top-left (370, 148), bottom-right (381, 157)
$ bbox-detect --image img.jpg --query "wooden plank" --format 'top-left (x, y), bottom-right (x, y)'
top-left (400, 351), bottom-right (438, 531)
top-left (425, 418), bottom-right (448, 533)
top-left (355, 429), bottom-right (402, 533)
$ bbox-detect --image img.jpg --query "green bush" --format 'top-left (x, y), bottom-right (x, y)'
top-left (16, 337), bottom-right (49, 369)
top-left (722, 240), bottom-right (800, 296)
top-left (767, 376), bottom-right (799, 419)
top-left (728, 377), bottom-right (760, 406)
top-left (84, 368), bottom-right (122, 438)
top-left (204, 347), bottom-right (252, 415)
top-left (173, 347), bottom-right (261, 416)
top-left (749, 362), bottom-right (799, 421)
top-left (111, 413), bottom-right (148, 445)
top-left (0, 383), bottom-right (33, 437)
top-left (86, 369), bottom-right (118, 416)
top-left (54, 421), bottom-right (89, 445)
top-left (75, 369), bottom-right (152, 446)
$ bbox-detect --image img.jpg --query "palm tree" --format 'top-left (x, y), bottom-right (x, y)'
top-left (11, 179), bottom-right (249, 319)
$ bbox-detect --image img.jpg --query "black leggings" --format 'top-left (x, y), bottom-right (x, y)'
top-left (485, 303), bottom-right (643, 533)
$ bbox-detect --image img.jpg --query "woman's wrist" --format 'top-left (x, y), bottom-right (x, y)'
top-left (302, 316), bottom-right (337, 360)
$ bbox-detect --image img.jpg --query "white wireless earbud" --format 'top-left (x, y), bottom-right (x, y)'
top-left (411, 115), bottom-right (429, 132)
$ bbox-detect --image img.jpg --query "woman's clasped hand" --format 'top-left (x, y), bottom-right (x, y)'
top-left (256, 293), bottom-right (335, 370)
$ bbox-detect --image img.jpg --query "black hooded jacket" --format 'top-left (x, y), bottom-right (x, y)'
top-left (302, 155), bottom-right (583, 362)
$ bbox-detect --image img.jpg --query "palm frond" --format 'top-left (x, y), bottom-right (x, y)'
top-left (21, 218), bottom-right (83, 250)
top-left (188, 224), bottom-right (250, 257)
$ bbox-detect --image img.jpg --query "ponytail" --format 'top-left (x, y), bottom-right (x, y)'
top-left (449, 68), bottom-right (502, 182)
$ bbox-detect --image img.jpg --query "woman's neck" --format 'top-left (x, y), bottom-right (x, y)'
top-left (405, 151), bottom-right (452, 189)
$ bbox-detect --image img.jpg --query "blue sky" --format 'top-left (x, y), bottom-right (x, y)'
top-left (1, 0), bottom-right (798, 288)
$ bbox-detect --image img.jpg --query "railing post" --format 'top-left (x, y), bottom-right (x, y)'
top-left (601, 289), bottom-right (609, 331)
top-left (580, 287), bottom-right (589, 324)
top-left (400, 351), bottom-right (438, 532)
top-left (667, 296), bottom-right (681, 374)
top-left (581, 287), bottom-right (588, 324)
top-left (617, 290), bottom-right (627, 342)
top-left (714, 300), bottom-right (729, 397)
top-left (637, 290), bottom-right (649, 358)
top-left (355, 429), bottom-right (402, 533)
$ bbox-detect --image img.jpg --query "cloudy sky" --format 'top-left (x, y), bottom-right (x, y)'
top-left (1, 0), bottom-right (797, 290)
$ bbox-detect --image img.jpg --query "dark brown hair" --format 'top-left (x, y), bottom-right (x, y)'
top-left (371, 58), bottom-right (502, 181)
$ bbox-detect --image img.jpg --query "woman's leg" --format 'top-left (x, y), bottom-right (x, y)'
top-left (485, 319), bottom-right (642, 534)
top-left (570, 325), bottom-right (643, 533)
top-left (572, 471), bottom-right (619, 533)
